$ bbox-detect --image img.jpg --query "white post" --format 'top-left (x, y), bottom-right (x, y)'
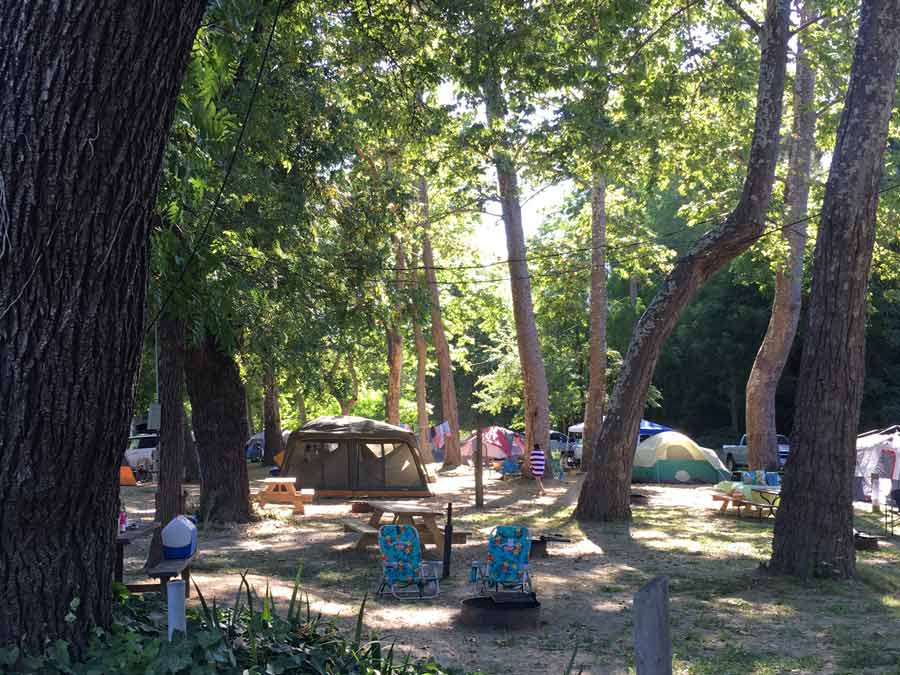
top-left (167, 580), bottom-right (187, 640)
top-left (872, 473), bottom-right (882, 513)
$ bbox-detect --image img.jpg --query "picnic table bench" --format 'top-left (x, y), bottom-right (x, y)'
top-left (115, 520), bottom-right (197, 597)
top-left (252, 477), bottom-right (313, 514)
top-left (346, 501), bottom-right (449, 556)
top-left (713, 492), bottom-right (779, 519)
top-left (115, 522), bottom-right (159, 583)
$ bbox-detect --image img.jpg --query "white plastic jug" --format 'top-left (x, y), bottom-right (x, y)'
top-left (161, 515), bottom-right (197, 560)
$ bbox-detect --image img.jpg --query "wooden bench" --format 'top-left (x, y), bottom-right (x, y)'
top-left (126, 553), bottom-right (196, 597)
top-left (530, 533), bottom-right (572, 558)
top-left (713, 494), bottom-right (777, 519)
top-left (341, 519), bottom-right (379, 536)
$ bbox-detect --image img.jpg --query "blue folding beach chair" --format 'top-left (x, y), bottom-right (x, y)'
top-left (470, 525), bottom-right (533, 594)
top-left (377, 524), bottom-right (440, 600)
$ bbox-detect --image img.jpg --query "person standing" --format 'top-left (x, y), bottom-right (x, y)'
top-left (530, 443), bottom-right (546, 495)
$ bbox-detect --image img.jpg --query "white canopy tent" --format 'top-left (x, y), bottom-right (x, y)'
top-left (855, 426), bottom-right (900, 503)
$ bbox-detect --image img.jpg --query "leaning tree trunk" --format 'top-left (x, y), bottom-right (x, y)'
top-left (483, 81), bottom-right (551, 460)
top-left (185, 334), bottom-right (253, 523)
top-left (575, 0), bottom-right (790, 521)
top-left (770, 0), bottom-right (900, 579)
top-left (0, 2), bottom-right (204, 650)
top-left (582, 168), bottom-right (609, 469)
top-left (262, 367), bottom-right (283, 465)
top-left (420, 177), bottom-right (462, 466)
top-left (156, 316), bottom-right (186, 524)
top-left (414, 321), bottom-right (434, 462)
top-left (746, 3), bottom-right (815, 471)
top-left (296, 390), bottom-right (307, 427)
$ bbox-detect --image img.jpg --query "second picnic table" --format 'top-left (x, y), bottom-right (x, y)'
top-left (346, 501), bottom-right (447, 557)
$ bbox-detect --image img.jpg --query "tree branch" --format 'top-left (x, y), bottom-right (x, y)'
top-left (723, 0), bottom-right (762, 33)
top-left (792, 13), bottom-right (826, 35)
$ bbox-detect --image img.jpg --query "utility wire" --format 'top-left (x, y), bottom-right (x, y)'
top-left (144, 0), bottom-right (284, 335)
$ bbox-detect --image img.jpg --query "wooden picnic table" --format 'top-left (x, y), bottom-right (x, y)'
top-left (114, 521), bottom-right (158, 583)
top-left (252, 477), bottom-right (313, 514)
top-left (350, 501), bottom-right (446, 557)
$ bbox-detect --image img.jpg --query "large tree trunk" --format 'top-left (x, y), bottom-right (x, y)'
top-left (483, 81), bottom-right (551, 460)
top-left (420, 177), bottom-right (462, 467)
top-left (575, 0), bottom-right (790, 521)
top-left (0, 2), bottom-right (203, 650)
top-left (185, 334), bottom-right (253, 523)
top-left (770, 0), bottom-right (900, 578)
top-left (746, 3), bottom-right (815, 471)
top-left (582, 168), bottom-right (608, 469)
top-left (414, 322), bottom-right (434, 462)
top-left (262, 368), bottom-right (283, 465)
top-left (156, 316), bottom-right (186, 524)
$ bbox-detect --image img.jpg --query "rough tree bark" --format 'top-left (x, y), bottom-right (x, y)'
top-left (770, 0), bottom-right (900, 578)
top-left (414, 321), bottom-right (434, 462)
top-left (582, 168), bottom-right (608, 469)
top-left (156, 316), bottom-right (186, 524)
top-left (420, 177), bottom-right (462, 466)
top-left (185, 334), bottom-right (253, 523)
top-left (575, 0), bottom-right (791, 521)
top-left (483, 80), bottom-right (551, 459)
top-left (262, 368), bottom-right (283, 465)
top-left (746, 2), bottom-right (815, 471)
top-left (0, 1), bottom-right (204, 649)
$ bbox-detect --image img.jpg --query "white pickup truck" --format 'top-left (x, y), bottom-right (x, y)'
top-left (719, 434), bottom-right (789, 470)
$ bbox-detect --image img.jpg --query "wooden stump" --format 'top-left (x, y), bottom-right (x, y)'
top-left (634, 576), bottom-right (672, 675)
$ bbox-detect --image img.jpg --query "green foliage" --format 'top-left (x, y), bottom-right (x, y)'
top-left (1, 578), bottom-right (470, 674)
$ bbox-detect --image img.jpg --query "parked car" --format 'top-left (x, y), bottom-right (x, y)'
top-left (549, 430), bottom-right (568, 452)
top-left (125, 433), bottom-right (159, 481)
top-left (719, 434), bottom-right (790, 471)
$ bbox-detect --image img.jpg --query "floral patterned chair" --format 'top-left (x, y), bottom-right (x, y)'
top-left (470, 525), bottom-right (533, 594)
top-left (377, 524), bottom-right (440, 600)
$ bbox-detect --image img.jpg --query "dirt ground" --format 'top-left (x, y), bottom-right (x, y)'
top-left (120, 465), bottom-right (900, 675)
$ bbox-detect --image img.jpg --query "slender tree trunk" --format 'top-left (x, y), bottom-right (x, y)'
top-left (185, 334), bottom-right (253, 523)
top-left (156, 316), bottom-right (186, 524)
top-left (771, 0), bottom-right (900, 578)
top-left (582, 168), bottom-right (608, 469)
top-left (575, 0), bottom-right (790, 521)
top-left (420, 177), bottom-right (462, 466)
top-left (483, 80), bottom-right (551, 460)
top-left (262, 367), bottom-right (283, 465)
top-left (386, 325), bottom-right (403, 424)
top-left (296, 390), bottom-right (307, 427)
top-left (746, 4), bottom-right (815, 471)
top-left (0, 2), bottom-right (203, 650)
top-left (330, 354), bottom-right (359, 416)
top-left (413, 322), bottom-right (434, 462)
top-left (183, 411), bottom-right (200, 484)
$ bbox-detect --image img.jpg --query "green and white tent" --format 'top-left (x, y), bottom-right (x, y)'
top-left (632, 431), bottom-right (729, 484)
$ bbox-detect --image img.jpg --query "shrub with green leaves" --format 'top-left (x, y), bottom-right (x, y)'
top-left (0, 573), bottom-right (474, 674)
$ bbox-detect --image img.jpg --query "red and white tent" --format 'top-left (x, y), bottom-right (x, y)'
top-left (461, 426), bottom-right (526, 462)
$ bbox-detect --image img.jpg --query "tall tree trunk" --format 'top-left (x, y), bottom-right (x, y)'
top-left (0, 2), bottom-right (203, 649)
top-left (262, 367), bottom-right (283, 465)
top-left (296, 390), bottom-right (307, 427)
top-left (746, 4), bottom-right (815, 471)
top-left (156, 316), bottom-right (186, 524)
top-left (770, 0), bottom-right (900, 578)
top-left (575, 0), bottom-right (790, 521)
top-left (185, 334), bottom-right (253, 523)
top-left (582, 168), bottom-right (608, 469)
top-left (183, 411), bottom-right (201, 484)
top-left (420, 177), bottom-right (462, 466)
top-left (483, 80), bottom-right (551, 459)
top-left (385, 325), bottom-right (403, 424)
top-left (414, 321), bottom-right (434, 462)
top-left (385, 240), bottom-right (405, 426)
top-left (330, 354), bottom-right (359, 416)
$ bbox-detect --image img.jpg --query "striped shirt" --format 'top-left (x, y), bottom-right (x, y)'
top-left (530, 447), bottom-right (546, 477)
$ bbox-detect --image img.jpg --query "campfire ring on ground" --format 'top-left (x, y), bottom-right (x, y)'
top-left (459, 593), bottom-right (541, 629)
